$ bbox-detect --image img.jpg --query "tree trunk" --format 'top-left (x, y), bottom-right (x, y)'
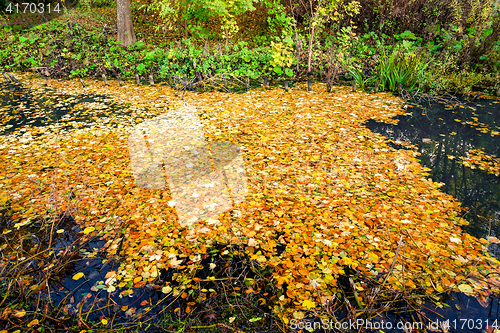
top-left (135, 71), bottom-right (141, 85)
top-left (117, 0), bottom-right (136, 47)
top-left (283, 79), bottom-right (289, 92)
top-left (102, 74), bottom-right (108, 85)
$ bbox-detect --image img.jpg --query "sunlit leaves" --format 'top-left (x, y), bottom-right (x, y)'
top-left (458, 284), bottom-right (474, 294)
top-left (2, 76), bottom-right (500, 324)
top-left (458, 148), bottom-right (500, 176)
top-left (301, 299), bottom-right (316, 309)
top-left (83, 226), bottom-right (95, 234)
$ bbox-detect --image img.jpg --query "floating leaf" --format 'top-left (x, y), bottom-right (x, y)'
top-left (302, 299), bottom-right (316, 309)
top-left (72, 272), bottom-right (85, 281)
top-left (458, 284), bottom-right (474, 294)
top-left (83, 226), bottom-right (95, 234)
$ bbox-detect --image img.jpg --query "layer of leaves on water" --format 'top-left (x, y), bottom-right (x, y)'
top-left (1, 75), bottom-right (500, 323)
top-left (454, 148), bottom-right (500, 177)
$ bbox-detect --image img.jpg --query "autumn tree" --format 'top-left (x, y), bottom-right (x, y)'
top-left (117, 0), bottom-right (137, 46)
top-left (296, 0), bottom-right (360, 90)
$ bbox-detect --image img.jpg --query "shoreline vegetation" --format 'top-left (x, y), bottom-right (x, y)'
top-left (1, 0), bottom-right (500, 331)
top-left (1, 0), bottom-right (500, 97)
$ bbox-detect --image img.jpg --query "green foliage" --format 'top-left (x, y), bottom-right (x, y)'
top-left (263, 0), bottom-right (294, 39)
top-left (70, 68), bottom-right (89, 77)
top-left (1, 0), bottom-right (499, 95)
top-left (374, 43), bottom-right (427, 92)
top-left (269, 40), bottom-right (294, 77)
top-left (158, 43), bottom-right (277, 88)
top-left (139, 0), bottom-right (258, 41)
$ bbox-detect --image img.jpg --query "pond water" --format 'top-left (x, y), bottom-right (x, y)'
top-left (366, 95), bottom-right (500, 259)
top-left (366, 95), bottom-right (500, 332)
top-left (0, 81), bottom-right (133, 135)
top-left (0, 80), bottom-right (172, 326)
top-left (1, 78), bottom-right (499, 331)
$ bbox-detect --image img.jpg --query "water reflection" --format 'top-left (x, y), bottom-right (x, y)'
top-left (366, 97), bottom-right (500, 259)
top-left (0, 81), bottom-right (130, 134)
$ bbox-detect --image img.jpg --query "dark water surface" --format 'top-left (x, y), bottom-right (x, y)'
top-left (0, 81), bottom-right (132, 134)
top-left (366, 95), bottom-right (500, 332)
top-left (367, 96), bottom-right (500, 258)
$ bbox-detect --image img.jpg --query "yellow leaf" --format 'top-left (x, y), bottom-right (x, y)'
top-left (101, 318), bottom-right (108, 325)
top-left (162, 285), bottom-right (172, 294)
top-left (302, 299), bottom-right (316, 309)
top-left (83, 226), bottom-right (95, 234)
top-left (458, 284), bottom-right (473, 294)
top-left (293, 310), bottom-right (304, 319)
top-left (341, 256), bottom-right (353, 266)
top-left (13, 310), bottom-right (26, 318)
top-left (72, 272), bottom-right (85, 280)
top-left (27, 319), bottom-right (39, 327)
top-left (368, 252), bottom-right (379, 262)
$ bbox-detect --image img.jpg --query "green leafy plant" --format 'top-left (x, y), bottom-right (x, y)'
top-left (374, 43), bottom-right (427, 92)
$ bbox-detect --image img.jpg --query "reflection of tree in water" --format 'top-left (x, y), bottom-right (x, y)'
top-left (367, 98), bottom-right (500, 258)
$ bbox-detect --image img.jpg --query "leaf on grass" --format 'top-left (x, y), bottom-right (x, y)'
top-left (170, 256), bottom-right (183, 268)
top-left (248, 238), bottom-right (258, 247)
top-left (104, 271), bottom-right (116, 279)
